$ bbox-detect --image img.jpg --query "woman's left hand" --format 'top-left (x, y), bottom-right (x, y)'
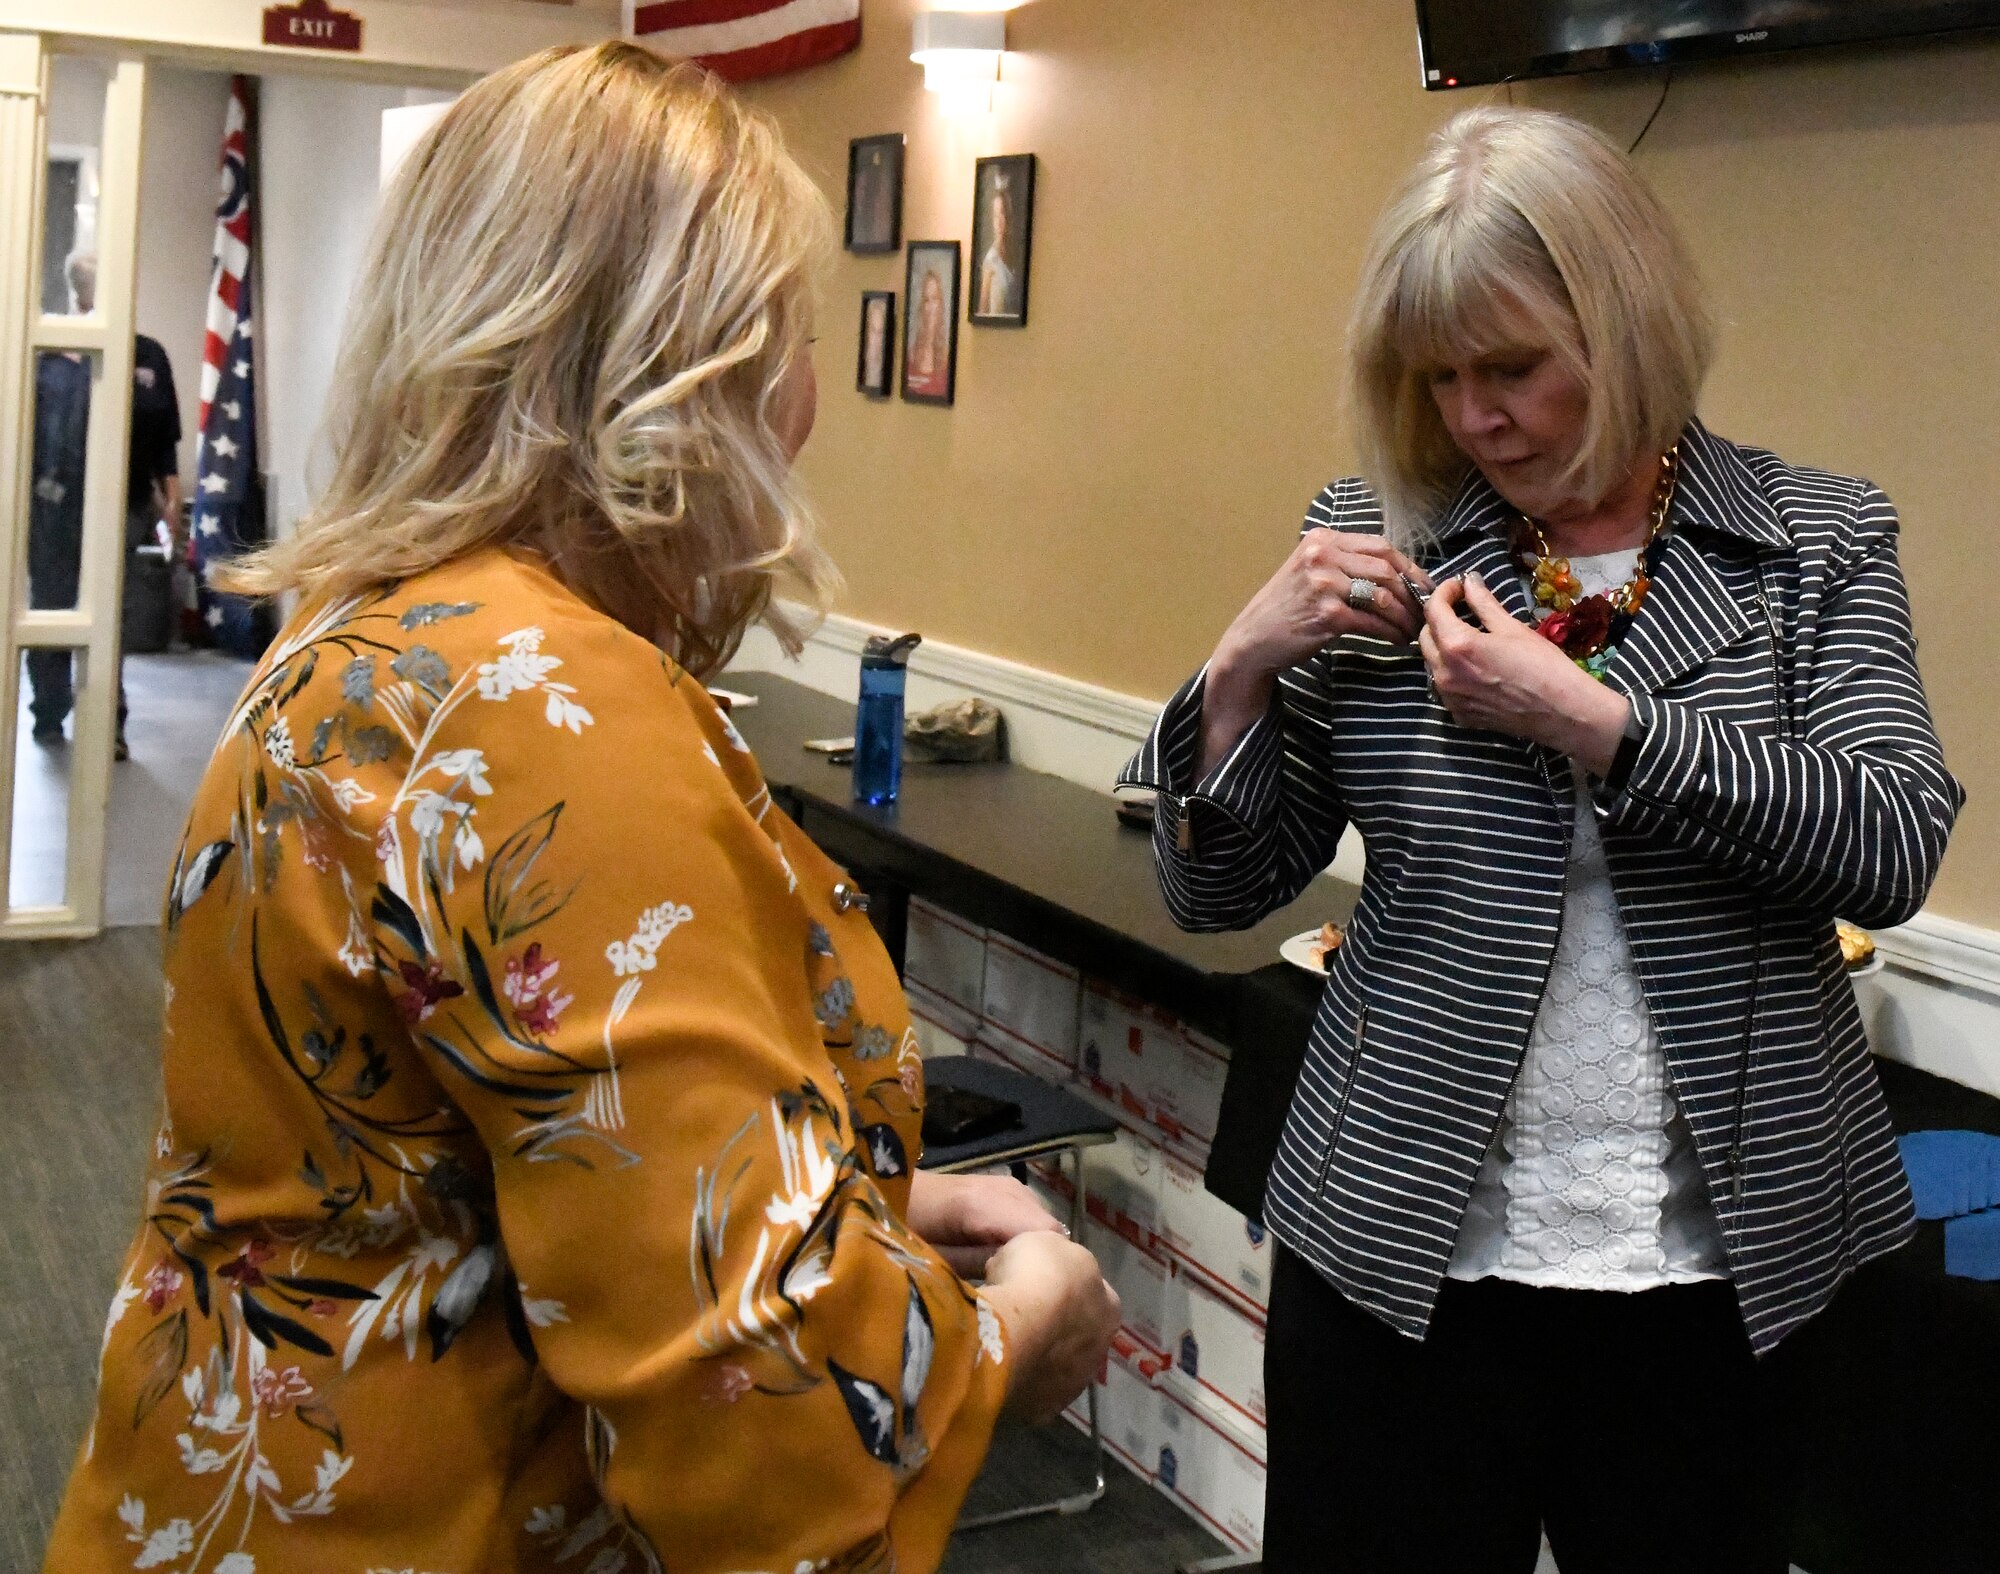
top-left (907, 1171), bottom-right (1067, 1279)
top-left (1419, 572), bottom-right (1631, 777)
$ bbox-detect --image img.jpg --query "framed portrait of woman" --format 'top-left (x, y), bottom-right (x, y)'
top-left (856, 291), bottom-right (895, 398)
top-left (901, 242), bottom-right (960, 406)
top-left (969, 153), bottom-right (1035, 327)
top-left (845, 134), bottom-right (904, 254)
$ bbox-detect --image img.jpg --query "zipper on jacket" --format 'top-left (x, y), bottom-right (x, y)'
top-left (1753, 576), bottom-right (1795, 739)
top-left (1728, 909), bottom-right (1764, 1216)
top-left (1316, 1002), bottom-right (1368, 1195)
top-left (1733, 566), bottom-right (1789, 1219)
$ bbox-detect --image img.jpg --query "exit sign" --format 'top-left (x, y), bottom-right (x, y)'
top-left (263, 1), bottom-right (364, 53)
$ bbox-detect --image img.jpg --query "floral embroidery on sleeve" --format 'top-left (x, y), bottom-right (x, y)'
top-left (688, 1081), bottom-right (978, 1475)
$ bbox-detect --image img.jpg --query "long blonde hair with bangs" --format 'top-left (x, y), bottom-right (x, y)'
top-left (220, 42), bottom-right (838, 679)
top-left (1346, 106), bottom-right (1715, 554)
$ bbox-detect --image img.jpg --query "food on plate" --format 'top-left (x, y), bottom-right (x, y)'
top-left (1836, 920), bottom-right (1875, 971)
top-left (1309, 920), bottom-right (1345, 969)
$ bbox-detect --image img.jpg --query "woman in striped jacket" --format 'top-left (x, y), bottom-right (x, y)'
top-left (1121, 107), bottom-right (1962, 1574)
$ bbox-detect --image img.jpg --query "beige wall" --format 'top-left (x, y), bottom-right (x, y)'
top-left (136, 65), bottom-right (233, 492)
top-left (260, 75), bottom-right (454, 540)
top-left (741, 0), bottom-right (2000, 926)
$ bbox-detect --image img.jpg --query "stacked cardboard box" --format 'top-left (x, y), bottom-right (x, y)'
top-left (907, 978), bottom-right (975, 1059)
top-left (1153, 1368), bottom-right (1268, 1553)
top-left (977, 932), bottom-right (1081, 1080)
top-left (1076, 982), bottom-right (1229, 1167)
top-left (1062, 1329), bottom-right (1168, 1482)
top-left (1027, 1162), bottom-right (1266, 1553)
top-left (1162, 1272), bottom-right (1265, 1430)
top-left (904, 897), bottom-right (987, 1021)
top-left (924, 930), bottom-right (1272, 1553)
top-left (1159, 1150), bottom-right (1272, 1318)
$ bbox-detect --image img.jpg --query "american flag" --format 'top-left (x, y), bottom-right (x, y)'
top-left (626, 0), bottom-right (861, 82)
top-left (191, 74), bottom-right (269, 659)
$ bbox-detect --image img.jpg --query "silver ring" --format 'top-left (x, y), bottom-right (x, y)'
top-left (1345, 576), bottom-right (1380, 611)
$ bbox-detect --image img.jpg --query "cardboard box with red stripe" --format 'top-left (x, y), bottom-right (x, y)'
top-left (1163, 1267), bottom-right (1267, 1428)
top-left (981, 932), bottom-right (1081, 1073)
top-left (905, 978), bottom-right (975, 1060)
top-left (904, 897), bottom-right (987, 1017)
top-left (1158, 1150), bottom-right (1272, 1315)
top-left (1155, 1369), bottom-right (1267, 1554)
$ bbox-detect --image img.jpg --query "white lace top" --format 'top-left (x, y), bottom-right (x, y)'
top-left (1445, 548), bottom-right (1731, 1291)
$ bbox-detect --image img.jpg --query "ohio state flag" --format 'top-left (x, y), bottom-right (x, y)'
top-left (626, 0), bottom-right (861, 82)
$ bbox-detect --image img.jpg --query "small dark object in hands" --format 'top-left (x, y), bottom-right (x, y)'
top-left (1403, 570), bottom-right (1479, 623)
top-left (922, 1085), bottom-right (1022, 1147)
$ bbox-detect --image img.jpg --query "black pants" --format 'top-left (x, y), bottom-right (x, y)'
top-left (26, 507), bottom-right (139, 737)
top-left (1263, 1246), bottom-right (1790, 1574)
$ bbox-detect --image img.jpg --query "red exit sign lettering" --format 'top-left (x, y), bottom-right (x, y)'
top-left (263, 1), bottom-right (364, 52)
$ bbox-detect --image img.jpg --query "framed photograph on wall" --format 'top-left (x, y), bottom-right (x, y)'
top-left (856, 291), bottom-right (895, 398)
top-left (901, 242), bottom-right (960, 406)
top-left (969, 153), bottom-right (1035, 326)
top-left (845, 133), bottom-right (904, 254)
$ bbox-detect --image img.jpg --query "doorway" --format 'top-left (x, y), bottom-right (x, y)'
top-left (1, 37), bottom-right (461, 932)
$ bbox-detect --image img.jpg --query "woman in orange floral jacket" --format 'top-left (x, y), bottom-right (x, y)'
top-left (46, 43), bottom-right (1118, 1574)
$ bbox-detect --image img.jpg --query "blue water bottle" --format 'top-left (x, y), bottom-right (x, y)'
top-left (853, 633), bottom-right (921, 806)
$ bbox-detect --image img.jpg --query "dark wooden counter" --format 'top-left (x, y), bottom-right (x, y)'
top-left (721, 670), bottom-right (1355, 1034)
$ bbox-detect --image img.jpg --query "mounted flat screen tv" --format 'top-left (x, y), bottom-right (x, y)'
top-left (1416, 1), bottom-right (2000, 88)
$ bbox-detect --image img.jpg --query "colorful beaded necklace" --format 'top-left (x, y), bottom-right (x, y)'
top-left (1516, 444), bottom-right (1681, 682)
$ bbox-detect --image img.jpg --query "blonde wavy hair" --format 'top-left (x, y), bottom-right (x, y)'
top-left (221, 42), bottom-right (837, 678)
top-left (1346, 106), bottom-right (1715, 553)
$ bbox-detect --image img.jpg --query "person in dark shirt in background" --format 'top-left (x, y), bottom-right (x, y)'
top-left (26, 253), bottom-right (182, 759)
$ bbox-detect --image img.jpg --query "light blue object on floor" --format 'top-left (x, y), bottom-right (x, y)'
top-left (1897, 1129), bottom-right (2000, 1220)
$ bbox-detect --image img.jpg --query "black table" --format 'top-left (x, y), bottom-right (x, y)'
top-left (723, 671), bottom-right (1357, 1035)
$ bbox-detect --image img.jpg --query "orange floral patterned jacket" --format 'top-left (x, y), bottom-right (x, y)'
top-left (46, 549), bottom-right (1006, 1574)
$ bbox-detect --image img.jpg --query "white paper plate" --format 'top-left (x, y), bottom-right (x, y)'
top-left (1845, 955), bottom-right (1885, 980)
top-left (1280, 929), bottom-right (1338, 975)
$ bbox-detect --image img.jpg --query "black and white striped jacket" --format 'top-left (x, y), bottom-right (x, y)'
top-left (1119, 420), bottom-right (1964, 1354)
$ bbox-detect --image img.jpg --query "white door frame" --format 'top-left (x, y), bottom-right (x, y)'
top-left (0, 6), bottom-right (615, 938)
top-left (0, 34), bottom-right (144, 937)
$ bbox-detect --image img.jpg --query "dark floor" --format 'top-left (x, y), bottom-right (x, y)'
top-left (0, 929), bottom-right (1228, 1573)
top-left (1, 928), bottom-right (164, 1572)
top-left (951, 1419), bottom-right (1230, 1574)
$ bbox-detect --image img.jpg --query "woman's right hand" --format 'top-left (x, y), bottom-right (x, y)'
top-left (980, 1230), bottom-right (1122, 1424)
top-left (1201, 530), bottom-right (1432, 774)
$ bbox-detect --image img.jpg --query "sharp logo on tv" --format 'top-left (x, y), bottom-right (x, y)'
top-left (1736, 31), bottom-right (1771, 44)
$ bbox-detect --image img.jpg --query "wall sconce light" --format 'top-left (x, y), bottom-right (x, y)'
top-left (911, 11), bottom-right (1006, 112)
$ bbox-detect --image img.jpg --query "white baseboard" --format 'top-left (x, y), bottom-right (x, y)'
top-left (729, 609), bottom-right (2000, 1100)
top-left (1863, 918), bottom-right (2000, 1097)
top-left (731, 608), bottom-right (1156, 792)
